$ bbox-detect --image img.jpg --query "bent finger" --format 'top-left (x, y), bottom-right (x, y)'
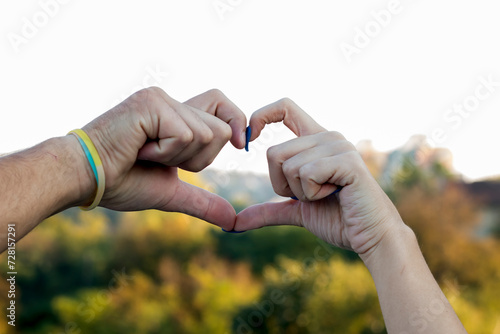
top-left (265, 133), bottom-right (348, 198)
top-left (137, 110), bottom-right (193, 163)
top-left (138, 92), bottom-right (211, 164)
top-left (249, 98), bottom-right (326, 141)
top-left (184, 89), bottom-right (247, 149)
top-left (178, 108), bottom-right (233, 172)
top-left (298, 154), bottom-right (358, 201)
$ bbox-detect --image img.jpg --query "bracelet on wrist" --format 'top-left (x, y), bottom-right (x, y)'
top-left (68, 129), bottom-right (105, 210)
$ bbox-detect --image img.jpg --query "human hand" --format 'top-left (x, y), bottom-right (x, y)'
top-left (78, 87), bottom-right (246, 230)
top-left (234, 98), bottom-right (405, 256)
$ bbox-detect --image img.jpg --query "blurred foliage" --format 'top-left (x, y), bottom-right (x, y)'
top-left (233, 257), bottom-right (383, 334)
top-left (1, 167), bottom-right (500, 333)
top-left (212, 226), bottom-right (358, 275)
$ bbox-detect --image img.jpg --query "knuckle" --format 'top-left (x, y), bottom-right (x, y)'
top-left (298, 164), bottom-right (314, 180)
top-left (343, 141), bottom-right (356, 151)
top-left (129, 89), bottom-right (148, 105)
top-left (206, 88), bottom-right (225, 100)
top-left (277, 97), bottom-right (296, 113)
top-left (178, 129), bottom-right (194, 145)
top-left (282, 160), bottom-right (296, 176)
top-left (267, 146), bottom-right (286, 166)
top-left (145, 86), bottom-right (166, 96)
top-left (322, 131), bottom-right (346, 142)
top-left (267, 146), bottom-right (278, 161)
top-left (278, 97), bottom-right (294, 108)
top-left (135, 86), bottom-right (165, 101)
top-left (130, 87), bottom-right (168, 110)
top-left (198, 130), bottom-right (214, 145)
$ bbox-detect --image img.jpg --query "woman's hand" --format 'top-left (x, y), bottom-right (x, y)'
top-left (234, 98), bottom-right (405, 256)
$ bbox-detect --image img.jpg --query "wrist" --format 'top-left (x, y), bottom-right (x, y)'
top-left (359, 222), bottom-right (417, 274)
top-left (61, 135), bottom-right (97, 208)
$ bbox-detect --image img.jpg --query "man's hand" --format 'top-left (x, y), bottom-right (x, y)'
top-left (234, 98), bottom-right (404, 256)
top-left (79, 87), bottom-right (247, 230)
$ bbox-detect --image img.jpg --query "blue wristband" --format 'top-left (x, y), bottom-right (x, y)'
top-left (74, 135), bottom-right (99, 183)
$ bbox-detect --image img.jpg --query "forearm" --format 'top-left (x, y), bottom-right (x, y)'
top-left (361, 223), bottom-right (467, 334)
top-left (0, 136), bottom-right (94, 252)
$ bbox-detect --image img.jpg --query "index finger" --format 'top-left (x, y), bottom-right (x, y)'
top-left (184, 89), bottom-right (248, 149)
top-left (249, 98), bottom-right (327, 141)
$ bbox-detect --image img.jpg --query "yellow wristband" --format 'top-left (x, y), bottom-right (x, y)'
top-left (68, 129), bottom-right (106, 211)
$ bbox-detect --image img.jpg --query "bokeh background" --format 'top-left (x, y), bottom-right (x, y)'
top-left (1, 1), bottom-right (500, 333)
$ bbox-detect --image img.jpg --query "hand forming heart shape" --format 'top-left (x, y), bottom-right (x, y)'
top-left (230, 98), bottom-right (403, 256)
top-left (83, 87), bottom-right (403, 256)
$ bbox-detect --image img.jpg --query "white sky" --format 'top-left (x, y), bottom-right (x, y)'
top-left (1, 0), bottom-right (499, 181)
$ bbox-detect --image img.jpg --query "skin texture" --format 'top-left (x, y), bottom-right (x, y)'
top-left (82, 88), bottom-right (247, 229)
top-left (234, 98), bottom-right (467, 334)
top-left (234, 98), bottom-right (402, 255)
top-left (0, 90), bottom-right (467, 333)
top-left (0, 87), bottom-right (247, 246)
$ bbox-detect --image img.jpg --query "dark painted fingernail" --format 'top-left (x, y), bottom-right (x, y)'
top-left (291, 196), bottom-right (299, 200)
top-left (331, 186), bottom-right (343, 195)
top-left (222, 228), bottom-right (246, 234)
top-left (245, 126), bottom-right (252, 152)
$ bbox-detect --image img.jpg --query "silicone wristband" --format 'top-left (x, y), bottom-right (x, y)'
top-left (73, 135), bottom-right (98, 181)
top-left (68, 129), bottom-right (106, 211)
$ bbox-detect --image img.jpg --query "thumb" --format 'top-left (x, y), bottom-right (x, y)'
top-left (234, 200), bottom-right (302, 231)
top-left (162, 180), bottom-right (237, 230)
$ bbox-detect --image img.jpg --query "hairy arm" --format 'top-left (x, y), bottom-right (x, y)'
top-left (1, 87), bottom-right (247, 253)
top-left (0, 136), bottom-right (93, 251)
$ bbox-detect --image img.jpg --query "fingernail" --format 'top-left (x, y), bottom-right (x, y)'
top-left (331, 186), bottom-right (343, 195)
top-left (291, 196), bottom-right (298, 200)
top-left (222, 228), bottom-right (246, 234)
top-left (245, 126), bottom-right (252, 152)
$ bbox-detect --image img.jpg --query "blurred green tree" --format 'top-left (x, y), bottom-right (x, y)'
top-left (233, 257), bottom-right (384, 334)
